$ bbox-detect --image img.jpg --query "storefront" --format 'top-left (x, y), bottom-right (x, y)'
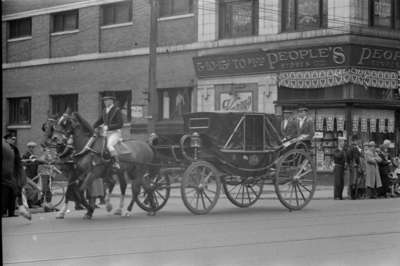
top-left (193, 43), bottom-right (400, 172)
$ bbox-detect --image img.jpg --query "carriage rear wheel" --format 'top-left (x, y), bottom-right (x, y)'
top-left (181, 161), bottom-right (221, 215)
top-left (223, 175), bottom-right (263, 208)
top-left (274, 149), bottom-right (316, 211)
top-left (136, 170), bottom-right (170, 212)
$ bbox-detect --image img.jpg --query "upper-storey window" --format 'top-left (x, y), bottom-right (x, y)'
top-left (282, 0), bottom-right (328, 32)
top-left (101, 1), bottom-right (132, 25)
top-left (159, 0), bottom-right (193, 17)
top-left (219, 0), bottom-right (258, 39)
top-left (370, 0), bottom-right (400, 29)
top-left (52, 10), bottom-right (79, 33)
top-left (8, 97), bottom-right (31, 125)
top-left (8, 18), bottom-right (32, 39)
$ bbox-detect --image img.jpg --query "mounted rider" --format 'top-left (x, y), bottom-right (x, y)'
top-left (93, 93), bottom-right (123, 169)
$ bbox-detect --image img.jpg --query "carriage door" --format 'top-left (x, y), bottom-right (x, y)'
top-left (245, 114), bottom-right (264, 150)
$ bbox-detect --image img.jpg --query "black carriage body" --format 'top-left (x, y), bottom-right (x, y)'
top-left (183, 112), bottom-right (283, 177)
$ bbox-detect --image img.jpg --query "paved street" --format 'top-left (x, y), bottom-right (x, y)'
top-left (2, 194), bottom-right (400, 266)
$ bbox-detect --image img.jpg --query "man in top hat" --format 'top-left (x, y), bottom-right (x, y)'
top-left (93, 93), bottom-right (123, 169)
top-left (281, 110), bottom-right (297, 140)
top-left (296, 106), bottom-right (314, 143)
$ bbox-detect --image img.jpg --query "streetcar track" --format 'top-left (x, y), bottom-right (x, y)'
top-left (3, 208), bottom-right (400, 237)
top-left (4, 231), bottom-right (400, 265)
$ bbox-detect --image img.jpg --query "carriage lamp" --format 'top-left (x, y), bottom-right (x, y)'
top-left (190, 132), bottom-right (201, 148)
top-left (190, 132), bottom-right (201, 161)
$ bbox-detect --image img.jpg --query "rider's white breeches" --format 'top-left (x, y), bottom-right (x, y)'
top-left (106, 129), bottom-right (122, 155)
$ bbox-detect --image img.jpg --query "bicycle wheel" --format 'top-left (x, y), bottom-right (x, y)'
top-left (50, 182), bottom-right (65, 208)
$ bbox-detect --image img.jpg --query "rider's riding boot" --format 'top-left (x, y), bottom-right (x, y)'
top-left (112, 155), bottom-right (120, 170)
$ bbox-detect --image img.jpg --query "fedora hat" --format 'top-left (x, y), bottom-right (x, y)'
top-left (297, 106), bottom-right (308, 112)
top-left (368, 141), bottom-right (376, 147)
top-left (102, 92), bottom-right (116, 101)
top-left (27, 141), bottom-right (37, 147)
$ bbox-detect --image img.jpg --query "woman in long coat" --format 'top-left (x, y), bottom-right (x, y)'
top-left (364, 141), bottom-right (382, 199)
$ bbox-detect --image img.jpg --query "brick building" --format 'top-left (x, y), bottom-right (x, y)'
top-left (3, 0), bottom-right (400, 171)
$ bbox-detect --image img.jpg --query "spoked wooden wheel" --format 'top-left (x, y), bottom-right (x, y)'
top-left (223, 175), bottom-right (263, 207)
top-left (136, 171), bottom-right (170, 212)
top-left (181, 161), bottom-right (221, 215)
top-left (274, 149), bottom-right (316, 211)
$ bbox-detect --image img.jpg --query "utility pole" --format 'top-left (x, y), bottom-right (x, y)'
top-left (148, 0), bottom-right (158, 134)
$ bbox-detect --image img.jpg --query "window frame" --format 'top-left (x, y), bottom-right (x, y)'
top-left (8, 17), bottom-right (32, 39)
top-left (369, 0), bottom-right (397, 29)
top-left (101, 0), bottom-right (133, 26)
top-left (158, 87), bottom-right (192, 121)
top-left (218, 0), bottom-right (259, 39)
top-left (159, 0), bottom-right (194, 18)
top-left (50, 94), bottom-right (79, 117)
top-left (8, 97), bottom-right (31, 125)
top-left (52, 10), bottom-right (79, 33)
top-left (281, 0), bottom-right (327, 32)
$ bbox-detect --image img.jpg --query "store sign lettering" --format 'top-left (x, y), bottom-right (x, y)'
top-left (355, 47), bottom-right (400, 69)
top-left (193, 44), bottom-right (400, 78)
top-left (220, 92), bottom-right (252, 112)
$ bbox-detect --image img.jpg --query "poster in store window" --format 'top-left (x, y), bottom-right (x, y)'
top-left (220, 91), bottom-right (253, 112)
top-left (370, 118), bottom-right (376, 133)
top-left (361, 118), bottom-right (367, 132)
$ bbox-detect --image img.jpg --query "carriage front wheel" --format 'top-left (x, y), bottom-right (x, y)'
top-left (181, 161), bottom-right (221, 215)
top-left (274, 149), bottom-right (316, 211)
top-left (136, 170), bottom-right (170, 212)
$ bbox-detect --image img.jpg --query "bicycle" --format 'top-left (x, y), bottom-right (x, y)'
top-left (22, 160), bottom-right (66, 209)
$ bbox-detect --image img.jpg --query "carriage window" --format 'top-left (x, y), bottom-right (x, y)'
top-left (159, 88), bottom-right (191, 121)
top-left (100, 91), bottom-right (132, 123)
top-left (51, 94), bottom-right (78, 117)
top-left (8, 97), bottom-right (31, 125)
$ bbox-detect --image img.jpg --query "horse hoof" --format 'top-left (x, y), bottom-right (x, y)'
top-left (18, 206), bottom-right (32, 220)
top-left (147, 211), bottom-right (156, 216)
top-left (83, 213), bottom-right (92, 220)
top-left (123, 211), bottom-right (131, 217)
top-left (114, 208), bottom-right (122, 216)
top-left (56, 212), bottom-right (65, 219)
top-left (106, 203), bottom-right (113, 212)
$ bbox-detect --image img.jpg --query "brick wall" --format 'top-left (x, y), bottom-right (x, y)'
top-left (100, 25), bottom-right (136, 52)
top-left (7, 38), bottom-right (34, 62)
top-left (2, 22), bottom-right (7, 63)
top-left (79, 6), bottom-right (100, 54)
top-left (31, 15), bottom-right (50, 60)
top-left (158, 16), bottom-right (196, 46)
top-left (3, 51), bottom-right (197, 150)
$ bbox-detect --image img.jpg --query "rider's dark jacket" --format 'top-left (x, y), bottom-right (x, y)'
top-left (93, 105), bottom-right (123, 131)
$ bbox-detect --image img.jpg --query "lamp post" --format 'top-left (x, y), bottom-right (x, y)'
top-left (147, 0), bottom-right (158, 134)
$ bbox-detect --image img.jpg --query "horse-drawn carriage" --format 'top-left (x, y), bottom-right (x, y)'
top-left (145, 111), bottom-right (317, 214)
top-left (49, 111), bottom-right (316, 218)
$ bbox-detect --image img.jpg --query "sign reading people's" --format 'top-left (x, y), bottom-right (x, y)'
top-left (193, 45), bottom-right (400, 78)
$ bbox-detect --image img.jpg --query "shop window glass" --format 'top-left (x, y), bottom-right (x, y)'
top-left (8, 18), bottom-right (32, 39)
top-left (159, 88), bottom-right (191, 120)
top-left (8, 97), bottom-right (31, 125)
top-left (101, 1), bottom-right (132, 26)
top-left (51, 94), bottom-right (78, 117)
top-left (52, 10), bottom-right (79, 32)
top-left (100, 91), bottom-right (132, 123)
top-left (395, 0), bottom-right (400, 29)
top-left (159, 0), bottom-right (194, 17)
top-left (219, 0), bottom-right (258, 39)
top-left (282, 0), bottom-right (327, 32)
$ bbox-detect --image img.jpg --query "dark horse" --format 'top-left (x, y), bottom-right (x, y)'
top-left (2, 139), bottom-right (31, 220)
top-left (47, 110), bottom-right (155, 219)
